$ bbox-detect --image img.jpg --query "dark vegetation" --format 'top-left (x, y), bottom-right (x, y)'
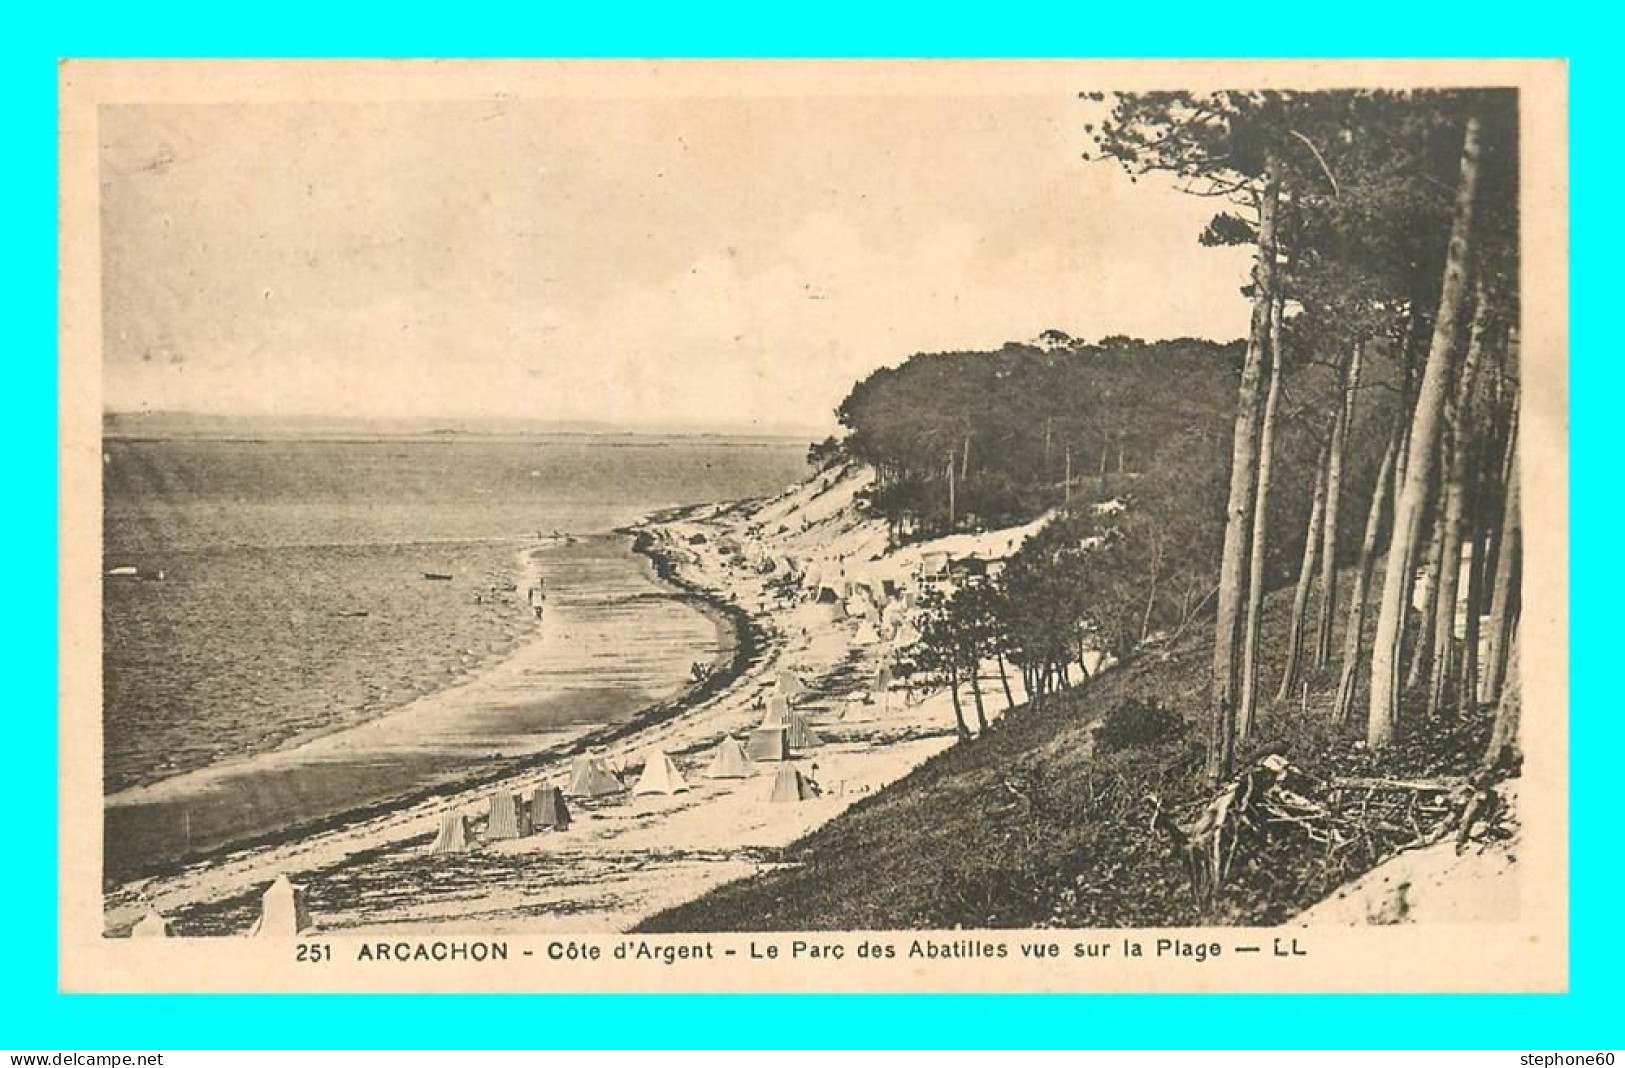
top-left (638, 575), bottom-right (1493, 932)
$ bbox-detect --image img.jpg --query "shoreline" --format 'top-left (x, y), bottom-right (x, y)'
top-left (103, 523), bottom-right (760, 892)
top-left (102, 534), bottom-right (542, 798)
top-left (104, 468), bottom-right (982, 937)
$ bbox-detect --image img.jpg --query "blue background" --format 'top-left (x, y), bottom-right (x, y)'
top-left (7, 1), bottom-right (1612, 1047)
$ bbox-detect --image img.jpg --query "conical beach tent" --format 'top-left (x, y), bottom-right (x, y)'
top-left (767, 764), bottom-right (817, 803)
top-left (486, 791), bottom-right (529, 840)
top-left (787, 711), bottom-right (824, 749)
top-left (703, 735), bottom-right (754, 779)
top-left (566, 755), bottom-right (625, 798)
top-left (852, 620), bottom-right (881, 646)
top-left (746, 726), bottom-right (790, 762)
top-left (633, 750), bottom-right (689, 795)
top-left (251, 874), bottom-right (312, 937)
top-left (776, 670), bottom-right (807, 701)
top-left (531, 785), bottom-right (571, 829)
top-left (761, 693), bottom-right (790, 727)
top-left (131, 909), bottom-right (171, 938)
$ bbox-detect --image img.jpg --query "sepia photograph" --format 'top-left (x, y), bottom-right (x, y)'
top-left (56, 59), bottom-right (1568, 994)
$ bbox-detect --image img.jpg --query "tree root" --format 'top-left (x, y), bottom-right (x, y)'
top-left (1149, 754), bottom-right (1505, 908)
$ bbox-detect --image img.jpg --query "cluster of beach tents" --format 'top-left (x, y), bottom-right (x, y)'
top-left (425, 677), bottom-right (833, 862)
top-left (430, 783), bottom-right (574, 855)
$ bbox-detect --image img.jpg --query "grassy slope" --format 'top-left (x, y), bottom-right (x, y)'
top-left (638, 575), bottom-right (1492, 932)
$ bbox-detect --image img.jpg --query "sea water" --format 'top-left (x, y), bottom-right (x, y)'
top-left (101, 433), bottom-right (805, 884)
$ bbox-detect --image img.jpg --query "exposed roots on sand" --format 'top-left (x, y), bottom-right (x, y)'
top-left (1148, 754), bottom-right (1513, 915)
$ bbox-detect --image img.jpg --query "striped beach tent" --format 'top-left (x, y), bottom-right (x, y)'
top-left (430, 811), bottom-right (472, 855)
top-left (787, 711), bottom-right (824, 750)
top-left (531, 786), bottom-right (571, 829)
top-left (486, 791), bottom-right (529, 840)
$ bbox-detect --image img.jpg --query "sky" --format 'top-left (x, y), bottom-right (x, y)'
top-left (99, 88), bottom-right (1253, 434)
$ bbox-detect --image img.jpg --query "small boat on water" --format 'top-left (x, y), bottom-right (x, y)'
top-left (423, 572), bottom-right (453, 581)
top-left (107, 566), bottom-right (166, 580)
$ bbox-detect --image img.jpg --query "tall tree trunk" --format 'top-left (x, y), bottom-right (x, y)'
top-left (946, 455), bottom-right (957, 532)
top-left (968, 660), bottom-right (989, 733)
top-left (1239, 285), bottom-right (1287, 739)
top-left (1209, 154), bottom-right (1280, 783)
top-left (1333, 430), bottom-right (1400, 725)
top-left (1368, 116), bottom-right (1482, 748)
top-left (1140, 537), bottom-right (1165, 645)
top-left (1464, 402), bottom-right (1518, 704)
top-left (1406, 503), bottom-right (1445, 692)
top-left (1064, 443), bottom-right (1073, 505)
top-left (1314, 341), bottom-right (1365, 668)
top-left (1482, 424), bottom-right (1521, 705)
top-left (1428, 283), bottom-right (1489, 719)
top-left (995, 650), bottom-right (1016, 711)
top-left (1458, 523), bottom-right (1487, 710)
top-left (1481, 632), bottom-right (1521, 773)
top-left (1278, 439), bottom-right (1331, 702)
top-left (962, 434), bottom-right (971, 482)
top-left (947, 661), bottom-right (971, 742)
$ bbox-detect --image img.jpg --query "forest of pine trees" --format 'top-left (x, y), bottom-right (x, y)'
top-left (825, 87), bottom-right (1522, 782)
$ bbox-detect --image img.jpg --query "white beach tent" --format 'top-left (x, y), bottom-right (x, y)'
top-left (131, 908), bottom-right (171, 938)
top-left (746, 726), bottom-right (791, 762)
top-left (703, 735), bottom-right (754, 779)
top-left (776, 670), bottom-right (807, 702)
top-left (763, 693), bottom-right (791, 726)
top-left (250, 874), bottom-right (312, 937)
top-left (566, 755), bottom-right (626, 798)
top-left (767, 764), bottom-right (818, 803)
top-left (852, 619), bottom-right (881, 646)
top-left (633, 750), bottom-right (690, 795)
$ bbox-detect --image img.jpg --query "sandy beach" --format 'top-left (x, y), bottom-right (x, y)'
top-left (104, 465), bottom-right (1024, 937)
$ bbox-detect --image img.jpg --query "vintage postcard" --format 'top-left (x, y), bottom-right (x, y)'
top-left (58, 59), bottom-right (1567, 993)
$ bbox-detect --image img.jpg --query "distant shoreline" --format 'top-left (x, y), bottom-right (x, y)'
top-left (102, 412), bottom-right (824, 447)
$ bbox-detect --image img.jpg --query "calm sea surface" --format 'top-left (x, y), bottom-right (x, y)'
top-left (102, 435), bottom-right (805, 883)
